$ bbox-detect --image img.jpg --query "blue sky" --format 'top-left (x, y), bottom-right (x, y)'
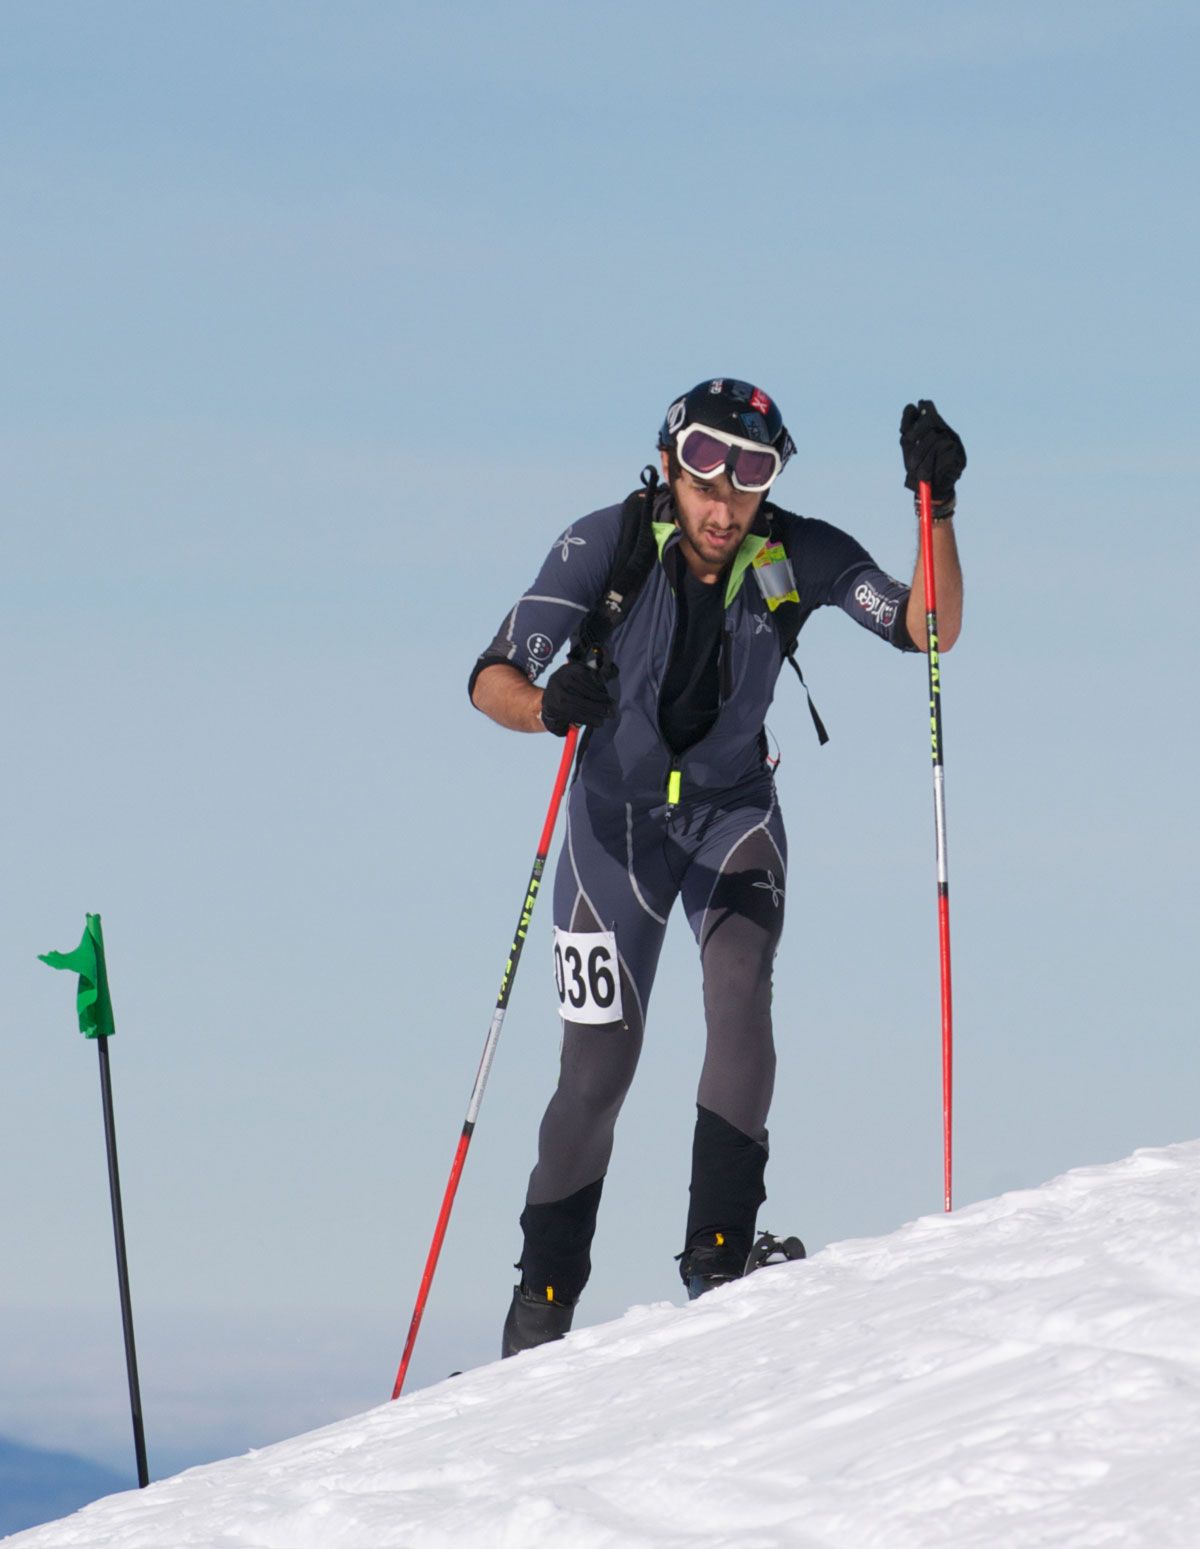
top-left (2, 1), bottom-right (1197, 1479)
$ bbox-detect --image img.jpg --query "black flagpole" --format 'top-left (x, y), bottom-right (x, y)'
top-left (96, 1033), bottom-right (149, 1488)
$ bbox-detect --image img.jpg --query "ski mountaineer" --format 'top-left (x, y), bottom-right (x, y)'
top-left (469, 380), bottom-right (965, 1356)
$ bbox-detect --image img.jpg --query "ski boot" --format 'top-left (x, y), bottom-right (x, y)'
top-left (678, 1231), bottom-right (748, 1301)
top-left (501, 1281), bottom-right (576, 1358)
top-left (679, 1230), bottom-right (807, 1300)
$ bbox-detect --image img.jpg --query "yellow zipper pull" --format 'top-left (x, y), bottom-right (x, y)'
top-left (666, 761), bottom-right (682, 816)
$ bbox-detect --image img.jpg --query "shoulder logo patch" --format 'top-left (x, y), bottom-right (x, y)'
top-left (557, 526), bottom-right (587, 562)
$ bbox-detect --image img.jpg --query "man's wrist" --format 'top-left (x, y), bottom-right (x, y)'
top-left (913, 492), bottom-right (957, 522)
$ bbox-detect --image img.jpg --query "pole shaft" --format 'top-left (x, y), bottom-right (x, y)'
top-left (97, 1036), bottom-right (150, 1487)
top-left (390, 1127), bottom-right (470, 1399)
top-left (391, 727), bottom-right (579, 1398)
top-left (918, 481), bottom-right (954, 1213)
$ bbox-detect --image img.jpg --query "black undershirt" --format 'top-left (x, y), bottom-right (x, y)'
top-left (659, 567), bottom-right (725, 754)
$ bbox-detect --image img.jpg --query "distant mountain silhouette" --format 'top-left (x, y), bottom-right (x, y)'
top-left (0, 1434), bottom-right (133, 1536)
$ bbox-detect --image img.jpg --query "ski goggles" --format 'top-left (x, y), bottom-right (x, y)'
top-left (672, 424), bottom-right (784, 493)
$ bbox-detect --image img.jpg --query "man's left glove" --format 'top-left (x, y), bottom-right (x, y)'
top-left (539, 651), bottom-right (619, 737)
top-left (899, 399), bottom-right (967, 513)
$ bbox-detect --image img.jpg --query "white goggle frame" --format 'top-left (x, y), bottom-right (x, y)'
top-left (672, 423), bottom-right (783, 493)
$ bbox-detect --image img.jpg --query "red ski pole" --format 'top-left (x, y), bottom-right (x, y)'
top-left (391, 727), bottom-right (579, 1398)
top-left (917, 480), bottom-right (954, 1212)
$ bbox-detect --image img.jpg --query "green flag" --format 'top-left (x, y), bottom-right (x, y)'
top-left (39, 913), bottom-right (116, 1039)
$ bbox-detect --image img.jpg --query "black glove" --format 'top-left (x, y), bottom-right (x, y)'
top-left (899, 399), bottom-right (966, 505)
top-left (539, 651), bottom-right (618, 737)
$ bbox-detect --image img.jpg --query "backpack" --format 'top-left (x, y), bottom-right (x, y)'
top-left (570, 467), bottom-right (828, 744)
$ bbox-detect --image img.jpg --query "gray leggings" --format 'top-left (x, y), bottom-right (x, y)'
top-left (520, 774), bottom-right (786, 1295)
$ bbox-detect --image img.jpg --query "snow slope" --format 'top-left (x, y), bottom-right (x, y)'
top-left (9, 1142), bottom-right (1200, 1549)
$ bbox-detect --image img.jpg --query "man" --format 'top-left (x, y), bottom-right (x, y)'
top-left (469, 380), bottom-right (965, 1356)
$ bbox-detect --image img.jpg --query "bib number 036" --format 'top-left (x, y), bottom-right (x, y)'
top-left (552, 928), bottom-right (623, 1025)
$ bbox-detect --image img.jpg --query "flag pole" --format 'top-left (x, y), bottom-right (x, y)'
top-left (96, 1031), bottom-right (150, 1488)
top-left (39, 913), bottom-right (150, 1487)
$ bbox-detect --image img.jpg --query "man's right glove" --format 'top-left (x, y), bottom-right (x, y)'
top-left (539, 650), bottom-right (619, 737)
top-left (899, 399), bottom-right (967, 513)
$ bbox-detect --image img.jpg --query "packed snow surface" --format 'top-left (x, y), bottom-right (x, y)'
top-left (10, 1142), bottom-right (1200, 1548)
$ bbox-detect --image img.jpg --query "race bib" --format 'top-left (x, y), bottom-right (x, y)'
top-left (553, 928), bottom-right (623, 1025)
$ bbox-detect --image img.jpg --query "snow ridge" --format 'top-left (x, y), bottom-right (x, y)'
top-left (10, 1142), bottom-right (1200, 1548)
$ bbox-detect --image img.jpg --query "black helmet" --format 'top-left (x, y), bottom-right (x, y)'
top-left (657, 378), bottom-right (795, 474)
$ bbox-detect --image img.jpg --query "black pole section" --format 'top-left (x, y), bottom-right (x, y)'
top-left (96, 1034), bottom-right (149, 1488)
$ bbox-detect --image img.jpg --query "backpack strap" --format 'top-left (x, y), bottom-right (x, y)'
top-left (571, 465), bottom-right (660, 660)
top-left (783, 649), bottom-right (829, 745)
top-left (758, 501), bottom-right (829, 745)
